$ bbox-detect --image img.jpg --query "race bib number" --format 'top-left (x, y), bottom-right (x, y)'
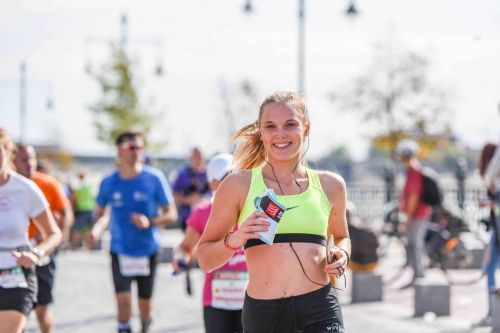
top-left (118, 255), bottom-right (150, 277)
top-left (211, 271), bottom-right (248, 310)
top-left (0, 267), bottom-right (28, 289)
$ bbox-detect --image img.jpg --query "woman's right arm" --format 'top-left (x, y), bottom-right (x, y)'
top-left (32, 209), bottom-right (62, 255)
top-left (197, 172), bottom-right (269, 272)
top-left (14, 209), bottom-right (62, 268)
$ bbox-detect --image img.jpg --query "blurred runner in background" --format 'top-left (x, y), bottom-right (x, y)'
top-left (89, 131), bottom-right (177, 333)
top-left (14, 144), bottom-right (73, 333)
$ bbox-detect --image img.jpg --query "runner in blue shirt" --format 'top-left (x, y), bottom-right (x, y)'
top-left (89, 131), bottom-right (178, 333)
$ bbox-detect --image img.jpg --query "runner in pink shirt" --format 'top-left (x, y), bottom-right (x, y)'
top-left (173, 153), bottom-right (247, 333)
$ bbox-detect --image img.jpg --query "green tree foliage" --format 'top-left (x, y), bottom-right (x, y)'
top-left (89, 46), bottom-right (155, 146)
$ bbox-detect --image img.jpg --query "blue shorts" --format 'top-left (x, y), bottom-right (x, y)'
top-left (73, 211), bottom-right (93, 231)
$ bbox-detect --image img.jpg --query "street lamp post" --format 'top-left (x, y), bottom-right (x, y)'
top-left (19, 62), bottom-right (27, 144)
top-left (120, 12), bottom-right (128, 52)
top-left (85, 12), bottom-right (165, 77)
top-left (244, 0), bottom-right (358, 97)
top-left (15, 62), bottom-right (54, 144)
top-left (298, 0), bottom-right (305, 96)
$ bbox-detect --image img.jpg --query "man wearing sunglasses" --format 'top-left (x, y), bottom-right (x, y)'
top-left (89, 131), bottom-right (178, 333)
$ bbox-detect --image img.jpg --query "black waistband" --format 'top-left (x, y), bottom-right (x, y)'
top-left (0, 245), bottom-right (31, 253)
top-left (244, 234), bottom-right (326, 249)
top-left (244, 283), bottom-right (331, 304)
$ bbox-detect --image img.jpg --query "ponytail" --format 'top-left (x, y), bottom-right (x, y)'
top-left (232, 122), bottom-right (266, 170)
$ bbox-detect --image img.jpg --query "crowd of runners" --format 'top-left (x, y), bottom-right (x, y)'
top-left (1, 90), bottom-right (499, 333)
top-left (0, 91), bottom-right (351, 333)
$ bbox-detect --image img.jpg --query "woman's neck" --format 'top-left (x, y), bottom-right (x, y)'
top-left (263, 161), bottom-right (305, 181)
top-left (263, 162), bottom-right (306, 195)
top-left (266, 155), bottom-right (303, 172)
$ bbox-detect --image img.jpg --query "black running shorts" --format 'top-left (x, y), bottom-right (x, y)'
top-left (110, 252), bottom-right (158, 299)
top-left (242, 284), bottom-right (344, 333)
top-left (203, 306), bottom-right (243, 333)
top-left (0, 267), bottom-right (37, 316)
top-left (35, 258), bottom-right (56, 305)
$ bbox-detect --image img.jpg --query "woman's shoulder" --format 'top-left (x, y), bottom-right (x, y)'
top-left (214, 169), bottom-right (252, 201)
top-left (314, 170), bottom-right (347, 194)
top-left (8, 171), bottom-right (47, 202)
top-left (221, 169), bottom-right (252, 189)
top-left (9, 171), bottom-right (38, 190)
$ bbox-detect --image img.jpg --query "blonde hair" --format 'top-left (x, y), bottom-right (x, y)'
top-left (232, 91), bottom-right (309, 170)
top-left (0, 128), bottom-right (15, 169)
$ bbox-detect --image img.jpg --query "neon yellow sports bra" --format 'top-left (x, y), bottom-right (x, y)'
top-left (237, 167), bottom-right (331, 248)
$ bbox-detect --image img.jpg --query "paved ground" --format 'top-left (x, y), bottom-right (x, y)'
top-left (24, 229), bottom-right (496, 333)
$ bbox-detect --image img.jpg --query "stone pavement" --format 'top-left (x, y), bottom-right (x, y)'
top-left (24, 229), bottom-right (495, 333)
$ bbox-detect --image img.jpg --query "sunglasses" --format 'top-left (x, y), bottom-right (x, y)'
top-left (119, 143), bottom-right (144, 151)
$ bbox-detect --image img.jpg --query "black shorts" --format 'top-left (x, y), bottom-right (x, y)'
top-left (203, 306), bottom-right (243, 333)
top-left (242, 284), bottom-right (344, 333)
top-left (0, 267), bottom-right (37, 316)
top-left (111, 253), bottom-right (158, 299)
top-left (36, 257), bottom-right (56, 306)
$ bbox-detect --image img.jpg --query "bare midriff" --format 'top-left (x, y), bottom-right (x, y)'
top-left (245, 242), bottom-right (328, 299)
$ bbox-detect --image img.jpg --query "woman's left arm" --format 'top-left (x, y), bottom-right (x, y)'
top-left (320, 171), bottom-right (351, 277)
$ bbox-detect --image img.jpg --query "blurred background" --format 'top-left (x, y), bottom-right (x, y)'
top-left (1, 0), bottom-right (499, 159)
top-left (2, 1), bottom-right (500, 332)
top-left (2, 0), bottom-right (500, 220)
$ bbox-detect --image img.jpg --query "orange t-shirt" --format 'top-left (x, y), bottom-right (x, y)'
top-left (28, 171), bottom-right (69, 240)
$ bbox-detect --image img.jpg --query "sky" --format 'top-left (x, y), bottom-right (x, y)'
top-left (1, 0), bottom-right (500, 161)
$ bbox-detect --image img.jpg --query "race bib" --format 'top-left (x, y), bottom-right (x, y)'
top-left (118, 255), bottom-right (150, 277)
top-left (211, 271), bottom-right (248, 310)
top-left (0, 267), bottom-right (28, 289)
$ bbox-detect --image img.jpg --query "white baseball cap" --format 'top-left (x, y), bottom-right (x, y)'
top-left (206, 153), bottom-right (233, 182)
top-left (396, 139), bottom-right (420, 157)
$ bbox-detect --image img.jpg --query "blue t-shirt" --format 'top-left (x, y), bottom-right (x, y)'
top-left (96, 166), bottom-right (173, 256)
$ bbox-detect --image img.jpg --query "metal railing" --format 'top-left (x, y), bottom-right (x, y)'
top-left (348, 185), bottom-right (490, 232)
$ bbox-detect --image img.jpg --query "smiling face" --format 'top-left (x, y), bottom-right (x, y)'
top-left (259, 102), bottom-right (309, 163)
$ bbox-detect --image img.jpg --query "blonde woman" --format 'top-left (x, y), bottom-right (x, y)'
top-left (0, 128), bottom-right (61, 333)
top-left (198, 92), bottom-right (350, 332)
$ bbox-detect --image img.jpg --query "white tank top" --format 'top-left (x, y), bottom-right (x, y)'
top-left (0, 171), bottom-right (48, 269)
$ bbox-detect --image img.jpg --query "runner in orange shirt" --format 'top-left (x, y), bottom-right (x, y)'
top-left (14, 144), bottom-right (73, 333)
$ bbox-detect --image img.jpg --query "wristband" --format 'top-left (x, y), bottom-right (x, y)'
top-left (223, 232), bottom-right (240, 251)
top-left (31, 247), bottom-right (45, 259)
top-left (339, 248), bottom-right (350, 265)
